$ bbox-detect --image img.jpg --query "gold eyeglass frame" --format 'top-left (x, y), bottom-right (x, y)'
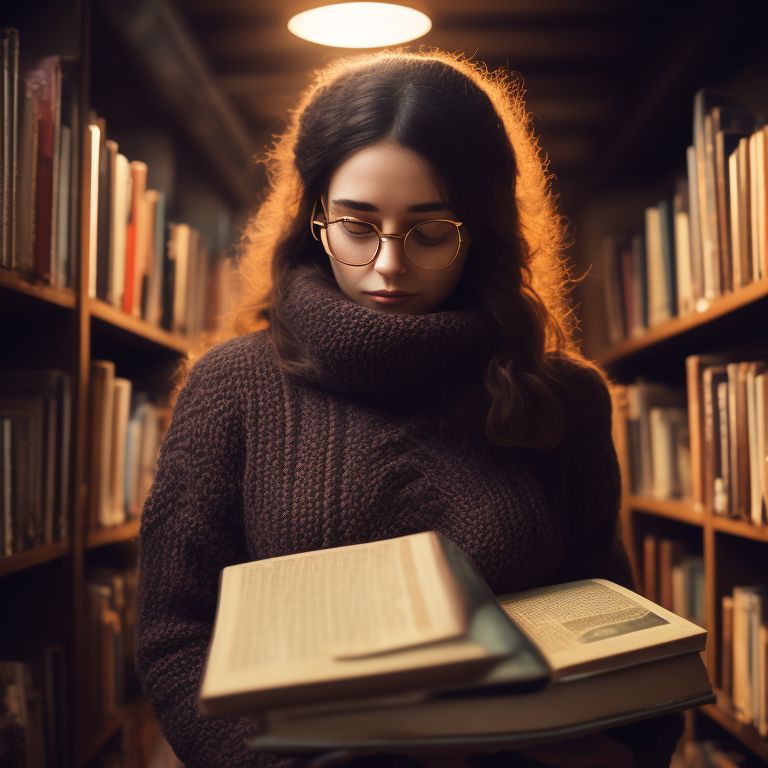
top-left (309, 199), bottom-right (471, 271)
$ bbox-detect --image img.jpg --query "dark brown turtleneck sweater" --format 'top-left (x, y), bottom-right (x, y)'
top-left (135, 269), bottom-right (684, 767)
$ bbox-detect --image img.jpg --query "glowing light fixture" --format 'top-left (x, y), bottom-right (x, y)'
top-left (288, 3), bottom-right (432, 48)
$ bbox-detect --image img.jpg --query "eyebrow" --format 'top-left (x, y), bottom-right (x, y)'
top-left (331, 198), bottom-right (452, 213)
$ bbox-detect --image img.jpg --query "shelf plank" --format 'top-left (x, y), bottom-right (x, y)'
top-left (0, 542), bottom-right (70, 577)
top-left (597, 279), bottom-right (768, 365)
top-left (0, 268), bottom-right (76, 310)
top-left (628, 497), bottom-right (768, 543)
top-left (89, 298), bottom-right (192, 354)
top-left (711, 515), bottom-right (768, 544)
top-left (700, 690), bottom-right (768, 762)
top-left (86, 518), bottom-right (141, 549)
top-left (627, 496), bottom-right (703, 526)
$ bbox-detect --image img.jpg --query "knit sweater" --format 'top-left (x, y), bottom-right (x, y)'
top-left (135, 269), bottom-right (684, 768)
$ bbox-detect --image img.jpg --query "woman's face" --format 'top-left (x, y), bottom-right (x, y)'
top-left (319, 140), bottom-right (470, 315)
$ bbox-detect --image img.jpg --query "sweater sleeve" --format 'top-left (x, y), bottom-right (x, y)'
top-left (552, 362), bottom-right (685, 768)
top-left (552, 363), bottom-right (634, 588)
top-left (134, 343), bottom-right (301, 768)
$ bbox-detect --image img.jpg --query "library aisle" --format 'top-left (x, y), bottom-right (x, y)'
top-left (2, 0), bottom-right (768, 766)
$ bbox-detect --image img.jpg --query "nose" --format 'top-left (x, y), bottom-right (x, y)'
top-left (373, 236), bottom-right (407, 276)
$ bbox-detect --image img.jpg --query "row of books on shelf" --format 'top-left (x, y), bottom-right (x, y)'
top-left (88, 361), bottom-right (170, 533)
top-left (84, 566), bottom-right (139, 742)
top-left (721, 585), bottom-right (768, 737)
top-left (0, 360), bottom-right (168, 559)
top-left (612, 354), bottom-right (768, 525)
top-left (1, 27), bottom-right (235, 343)
top-left (0, 370), bottom-right (71, 556)
top-left (0, 565), bottom-right (139, 768)
top-left (692, 358), bottom-right (768, 522)
top-left (623, 380), bottom-right (691, 501)
top-left (0, 645), bottom-right (68, 768)
top-left (0, 29), bottom-right (79, 288)
top-left (602, 88), bottom-right (768, 344)
top-left (642, 533), bottom-right (705, 628)
top-left (84, 113), bottom-right (226, 339)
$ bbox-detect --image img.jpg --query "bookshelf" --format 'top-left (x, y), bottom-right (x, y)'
top-left (598, 278), bottom-right (768, 369)
top-left (0, 0), bottom-right (252, 765)
top-left (577, 31), bottom-right (768, 765)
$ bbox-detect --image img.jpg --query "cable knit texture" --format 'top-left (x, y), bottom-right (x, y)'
top-left (136, 270), bottom-right (684, 768)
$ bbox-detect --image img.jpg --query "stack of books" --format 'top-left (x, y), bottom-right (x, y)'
top-left (197, 531), bottom-right (714, 757)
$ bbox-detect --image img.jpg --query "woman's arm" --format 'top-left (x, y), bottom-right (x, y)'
top-left (550, 362), bottom-right (685, 767)
top-left (134, 342), bottom-right (296, 768)
top-left (551, 362), bottom-right (634, 589)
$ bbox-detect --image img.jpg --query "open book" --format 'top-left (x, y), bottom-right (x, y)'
top-left (198, 531), bottom-right (713, 749)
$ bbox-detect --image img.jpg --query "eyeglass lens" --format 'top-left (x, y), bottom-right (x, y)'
top-left (325, 220), bottom-right (460, 269)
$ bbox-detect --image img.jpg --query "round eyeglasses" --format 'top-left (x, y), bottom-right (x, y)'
top-left (310, 200), bottom-right (471, 270)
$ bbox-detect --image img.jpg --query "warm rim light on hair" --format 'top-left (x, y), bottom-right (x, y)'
top-left (287, 3), bottom-right (432, 48)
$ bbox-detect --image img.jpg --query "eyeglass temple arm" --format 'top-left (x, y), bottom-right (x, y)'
top-left (310, 198), bottom-right (328, 241)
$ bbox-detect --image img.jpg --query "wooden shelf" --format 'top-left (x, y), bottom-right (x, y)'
top-left (0, 268), bottom-right (76, 311)
top-left (627, 497), bottom-right (768, 545)
top-left (711, 515), bottom-right (768, 544)
top-left (627, 496), bottom-right (703, 526)
top-left (0, 542), bottom-right (70, 577)
top-left (86, 518), bottom-right (141, 549)
top-left (699, 690), bottom-right (768, 762)
top-left (597, 279), bottom-right (768, 366)
top-left (89, 298), bottom-right (192, 355)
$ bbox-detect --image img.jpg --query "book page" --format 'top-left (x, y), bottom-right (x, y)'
top-left (498, 579), bottom-right (706, 679)
top-left (206, 532), bottom-right (467, 681)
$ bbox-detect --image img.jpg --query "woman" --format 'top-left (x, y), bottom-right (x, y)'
top-left (135, 49), bottom-right (684, 767)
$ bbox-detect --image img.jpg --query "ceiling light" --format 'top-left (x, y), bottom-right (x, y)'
top-left (287, 3), bottom-right (432, 48)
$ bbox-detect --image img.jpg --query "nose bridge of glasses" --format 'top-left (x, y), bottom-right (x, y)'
top-left (373, 232), bottom-right (409, 270)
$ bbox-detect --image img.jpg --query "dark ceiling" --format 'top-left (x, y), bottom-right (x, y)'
top-left (163, 0), bottom-right (766, 218)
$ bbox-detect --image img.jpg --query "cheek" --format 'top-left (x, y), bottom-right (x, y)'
top-left (417, 260), bottom-right (468, 311)
top-left (329, 259), bottom-right (360, 292)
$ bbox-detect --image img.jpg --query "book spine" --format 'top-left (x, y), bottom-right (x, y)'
top-left (736, 138), bottom-right (752, 287)
top-left (729, 147), bottom-right (741, 290)
top-left (721, 594), bottom-right (734, 696)
top-left (702, 112), bottom-right (720, 300)
top-left (759, 623), bottom-right (768, 736)
top-left (86, 123), bottom-right (100, 299)
top-left (686, 145), bottom-right (704, 306)
top-left (717, 380), bottom-right (730, 516)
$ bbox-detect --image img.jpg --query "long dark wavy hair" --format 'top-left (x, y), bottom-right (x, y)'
top-left (200, 48), bottom-right (605, 451)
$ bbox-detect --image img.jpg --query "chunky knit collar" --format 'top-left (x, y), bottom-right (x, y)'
top-left (276, 268), bottom-right (500, 408)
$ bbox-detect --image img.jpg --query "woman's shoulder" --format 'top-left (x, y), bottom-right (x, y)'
top-left (545, 351), bottom-right (611, 392)
top-left (189, 329), bottom-right (273, 382)
top-left (543, 351), bottom-right (614, 427)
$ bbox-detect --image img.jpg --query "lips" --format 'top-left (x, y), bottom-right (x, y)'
top-left (364, 291), bottom-right (414, 297)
